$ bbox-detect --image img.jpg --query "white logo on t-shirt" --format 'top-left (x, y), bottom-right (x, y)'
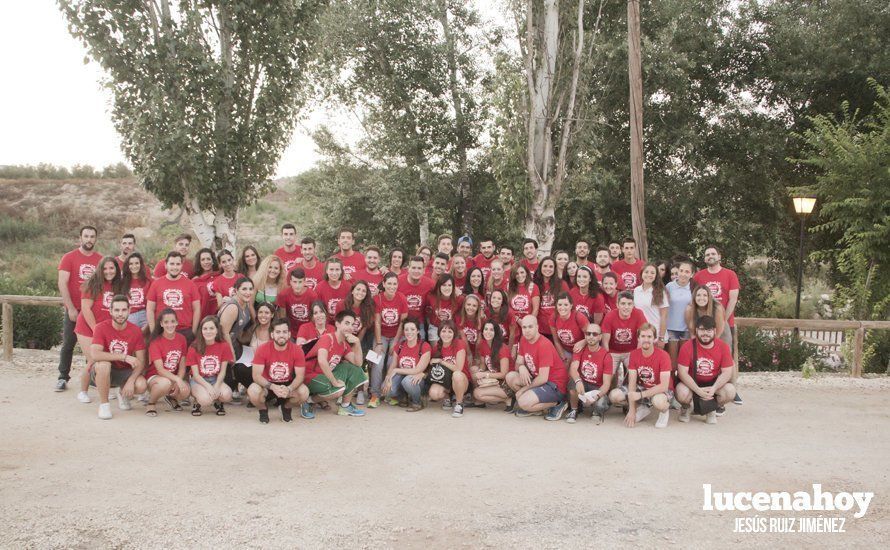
top-left (199, 355), bottom-right (220, 377)
top-left (328, 354), bottom-right (343, 368)
top-left (638, 365), bottom-right (655, 386)
top-left (437, 308), bottom-right (453, 322)
top-left (463, 327), bottom-right (478, 344)
top-left (268, 361), bottom-right (290, 382)
top-left (128, 287), bottom-right (145, 306)
top-left (621, 272), bottom-right (637, 288)
top-left (78, 263), bottom-right (96, 281)
top-left (109, 339), bottom-right (128, 355)
top-left (705, 281), bottom-right (723, 300)
top-left (580, 360), bottom-right (598, 381)
top-left (406, 294), bottom-right (423, 310)
top-left (305, 277), bottom-right (318, 290)
top-left (381, 307), bottom-right (399, 325)
top-left (399, 356), bottom-right (417, 369)
top-left (511, 294), bottom-right (530, 311)
top-left (326, 298), bottom-right (341, 314)
top-left (576, 305), bottom-right (590, 317)
top-left (290, 303), bottom-right (308, 321)
top-left (284, 259), bottom-right (299, 272)
top-left (615, 328), bottom-right (632, 344)
top-left (523, 352), bottom-right (537, 375)
top-left (557, 329), bottom-right (574, 345)
top-left (163, 350), bottom-right (182, 372)
top-left (101, 291), bottom-right (114, 309)
top-left (163, 289), bottom-right (184, 309)
top-left (696, 357), bottom-right (716, 378)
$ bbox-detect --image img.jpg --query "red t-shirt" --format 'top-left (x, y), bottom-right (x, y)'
top-left (300, 259), bottom-right (325, 291)
top-left (520, 257), bottom-right (540, 274)
top-left (253, 340), bottom-right (306, 384)
top-left (374, 292), bottom-right (409, 338)
top-left (602, 292), bottom-right (617, 314)
top-left (477, 338), bottom-right (511, 374)
top-left (353, 269), bottom-right (384, 297)
top-left (628, 347), bottom-right (672, 390)
top-left (211, 272), bottom-right (242, 300)
top-left (518, 335), bottom-right (568, 393)
top-left (154, 258), bottom-right (195, 279)
top-left (601, 308), bottom-right (647, 353)
top-left (276, 286), bottom-right (317, 333)
top-left (146, 333), bottom-right (188, 378)
top-left (335, 251), bottom-right (367, 279)
top-left (536, 280), bottom-right (568, 336)
top-left (397, 275), bottom-right (435, 319)
top-left (427, 295), bottom-right (462, 327)
top-left (569, 287), bottom-right (604, 321)
top-left (315, 280), bottom-right (351, 318)
top-left (486, 310), bottom-right (513, 344)
top-left (677, 339), bottom-right (734, 384)
top-left (58, 249), bottom-right (101, 310)
top-left (455, 315), bottom-right (481, 354)
top-left (394, 340), bottom-right (432, 371)
top-left (147, 276), bottom-right (200, 330)
top-left (274, 246), bottom-right (303, 274)
top-left (334, 301), bottom-right (368, 335)
top-left (509, 283), bottom-right (539, 324)
top-left (486, 276), bottom-right (509, 299)
top-left (573, 346), bottom-right (613, 387)
top-left (192, 272), bottom-right (219, 319)
top-left (304, 333), bottom-right (352, 381)
top-left (693, 267), bottom-right (741, 327)
top-left (296, 322), bottom-right (335, 343)
top-left (611, 259), bottom-right (643, 290)
top-left (91, 320), bottom-right (146, 369)
top-left (125, 278), bottom-right (152, 313)
top-left (438, 338), bottom-right (469, 379)
top-left (186, 340), bottom-right (234, 378)
top-left (472, 254), bottom-right (497, 280)
top-left (452, 271), bottom-right (467, 290)
top-left (551, 310), bottom-right (589, 348)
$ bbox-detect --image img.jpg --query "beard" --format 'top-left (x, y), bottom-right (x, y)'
top-left (82, 242), bottom-right (94, 251)
top-left (698, 335), bottom-right (714, 345)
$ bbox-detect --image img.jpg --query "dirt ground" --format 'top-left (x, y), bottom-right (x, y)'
top-left (0, 350), bottom-right (888, 549)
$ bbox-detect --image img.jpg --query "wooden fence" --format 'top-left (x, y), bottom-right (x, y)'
top-left (1, 295), bottom-right (889, 376)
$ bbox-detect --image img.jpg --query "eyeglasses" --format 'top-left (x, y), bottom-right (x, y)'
top-left (585, 331), bottom-right (601, 336)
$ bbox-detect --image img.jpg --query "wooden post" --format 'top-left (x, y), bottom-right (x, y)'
top-left (733, 325), bottom-right (740, 371)
top-left (627, 0), bottom-right (648, 261)
top-left (852, 326), bottom-right (865, 377)
top-left (2, 301), bottom-right (12, 361)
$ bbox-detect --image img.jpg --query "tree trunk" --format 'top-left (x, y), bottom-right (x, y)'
top-left (213, 210), bottom-right (238, 252)
top-left (627, 0), bottom-right (648, 261)
top-left (184, 191), bottom-right (217, 250)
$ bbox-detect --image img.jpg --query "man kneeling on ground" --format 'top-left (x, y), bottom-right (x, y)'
top-left (303, 310), bottom-right (368, 417)
top-left (566, 322), bottom-right (613, 424)
top-left (610, 323), bottom-right (673, 428)
top-left (248, 319), bottom-right (310, 424)
top-left (90, 295), bottom-right (147, 420)
top-left (675, 315), bottom-right (736, 424)
top-left (505, 315), bottom-right (569, 420)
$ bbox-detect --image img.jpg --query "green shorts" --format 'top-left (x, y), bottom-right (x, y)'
top-left (307, 362), bottom-right (368, 398)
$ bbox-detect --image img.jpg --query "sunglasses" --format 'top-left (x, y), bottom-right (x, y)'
top-left (585, 331), bottom-right (601, 336)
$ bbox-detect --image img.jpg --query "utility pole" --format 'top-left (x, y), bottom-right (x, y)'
top-left (627, 0), bottom-right (648, 260)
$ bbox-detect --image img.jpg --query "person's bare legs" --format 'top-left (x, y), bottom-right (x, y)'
top-left (516, 391), bottom-right (554, 413)
top-left (77, 334), bottom-right (93, 393)
top-left (451, 372), bottom-right (469, 403)
top-left (473, 385), bottom-right (509, 404)
top-left (427, 383), bottom-right (447, 403)
top-left (93, 361), bottom-right (112, 404)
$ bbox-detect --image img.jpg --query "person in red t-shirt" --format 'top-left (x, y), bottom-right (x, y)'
top-left (397, 256), bottom-right (435, 337)
top-left (276, 267), bottom-right (318, 335)
top-left (456, 236), bottom-right (474, 269)
top-left (191, 248), bottom-right (219, 321)
top-left (373, 272), bottom-right (409, 383)
top-left (56, 225), bottom-right (102, 390)
top-left (426, 320), bottom-right (470, 417)
top-left (449, 254), bottom-right (468, 289)
top-left (520, 238), bottom-right (540, 274)
top-left (121, 252), bottom-right (152, 329)
top-left (485, 259), bottom-right (510, 299)
top-left (274, 223), bottom-right (302, 273)
top-left (472, 238), bottom-right (497, 280)
top-left (381, 318), bottom-right (431, 411)
top-left (610, 237), bottom-right (644, 291)
top-left (600, 272), bottom-right (619, 313)
top-left (153, 233), bottom-right (195, 279)
top-left (354, 246), bottom-right (385, 297)
top-left (114, 233), bottom-right (137, 269)
top-left (486, 289), bottom-right (514, 348)
top-left (295, 301), bottom-right (335, 344)
top-left (88, 295), bottom-right (147, 420)
top-left (246, 318), bottom-right (309, 423)
top-left (570, 266), bottom-right (605, 324)
top-left (693, 245), bottom-right (742, 405)
top-left (429, 253), bottom-right (450, 283)
top-left (334, 227), bottom-right (367, 280)
top-left (609, 324), bottom-right (673, 428)
top-left (304, 310), bottom-right (368, 417)
top-left (593, 246), bottom-right (611, 283)
top-left (74, 256), bottom-right (121, 344)
top-left (676, 315), bottom-right (736, 424)
top-left (549, 292), bottom-right (589, 362)
top-left (298, 238), bottom-right (325, 290)
top-left (498, 244), bottom-right (515, 272)
top-left (212, 250), bottom-right (242, 309)
top-left (534, 257), bottom-right (568, 337)
top-left (470, 320), bottom-right (513, 407)
top-left (146, 252), bottom-right (201, 341)
top-left (601, 291), bottom-right (647, 381)
top-left (506, 315), bottom-right (569, 419)
top-left (566, 322), bottom-right (614, 424)
top-left (508, 264), bottom-right (540, 327)
top-left (455, 293), bottom-right (484, 357)
top-left (316, 258), bottom-right (351, 320)
top-left (187, 316), bottom-right (235, 416)
top-left (427, 274), bottom-right (462, 344)
top-left (143, 308), bottom-right (191, 414)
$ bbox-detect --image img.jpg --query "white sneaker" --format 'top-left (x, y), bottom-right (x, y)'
top-left (706, 411), bottom-right (717, 424)
top-left (356, 390), bottom-right (366, 406)
top-left (77, 391), bottom-right (91, 404)
top-left (679, 407), bottom-right (691, 423)
top-left (118, 393), bottom-right (132, 411)
top-left (98, 403), bottom-right (112, 420)
top-left (138, 391), bottom-right (150, 404)
top-left (655, 410), bottom-right (670, 428)
top-left (635, 405), bottom-right (651, 422)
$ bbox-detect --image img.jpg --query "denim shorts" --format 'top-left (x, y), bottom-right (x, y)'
top-left (128, 309), bottom-right (148, 328)
top-left (667, 329), bottom-right (688, 341)
top-left (530, 381), bottom-right (565, 405)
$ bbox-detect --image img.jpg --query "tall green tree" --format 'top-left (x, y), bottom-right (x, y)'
top-left (59, 0), bottom-right (325, 250)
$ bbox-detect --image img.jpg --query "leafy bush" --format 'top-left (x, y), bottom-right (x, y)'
top-left (737, 328), bottom-right (828, 372)
top-left (0, 218), bottom-right (43, 243)
top-left (0, 275), bottom-right (62, 350)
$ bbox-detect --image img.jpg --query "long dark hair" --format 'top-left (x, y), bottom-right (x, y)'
top-left (193, 315), bottom-right (224, 354)
top-left (433, 274), bottom-right (456, 303)
top-left (574, 265), bottom-right (601, 297)
top-left (121, 252), bottom-right (150, 292)
top-left (192, 248), bottom-right (219, 278)
top-left (387, 247), bottom-right (405, 271)
top-left (237, 245), bottom-right (262, 274)
top-left (150, 308), bottom-right (179, 341)
top-left (464, 266), bottom-right (485, 296)
top-left (533, 256), bottom-right (562, 299)
top-left (509, 263), bottom-right (533, 296)
top-left (436, 319), bottom-right (459, 356)
top-left (486, 289), bottom-right (510, 325)
top-left (456, 293), bottom-right (484, 332)
top-left (642, 262), bottom-right (666, 306)
top-left (344, 280), bottom-right (375, 329)
top-left (82, 256), bottom-right (122, 299)
top-left (482, 320), bottom-right (504, 367)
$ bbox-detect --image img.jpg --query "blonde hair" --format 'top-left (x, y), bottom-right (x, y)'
top-left (252, 255), bottom-right (287, 296)
top-left (638, 323), bottom-right (658, 338)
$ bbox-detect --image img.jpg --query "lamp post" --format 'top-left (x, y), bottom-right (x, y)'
top-left (792, 196), bottom-right (817, 320)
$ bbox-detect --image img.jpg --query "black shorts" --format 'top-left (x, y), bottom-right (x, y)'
top-left (426, 363), bottom-right (453, 391)
top-left (231, 363), bottom-right (255, 389)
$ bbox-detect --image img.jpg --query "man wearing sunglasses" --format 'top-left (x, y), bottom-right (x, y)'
top-left (675, 315), bottom-right (736, 424)
top-left (565, 323), bottom-right (614, 424)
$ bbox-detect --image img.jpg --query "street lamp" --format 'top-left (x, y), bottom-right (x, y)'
top-left (792, 196), bottom-right (817, 320)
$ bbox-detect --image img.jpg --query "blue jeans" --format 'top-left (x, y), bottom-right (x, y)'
top-left (372, 335), bottom-right (396, 396)
top-left (388, 373), bottom-right (423, 405)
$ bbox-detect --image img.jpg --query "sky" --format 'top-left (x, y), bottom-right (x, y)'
top-left (0, 1), bottom-right (329, 177)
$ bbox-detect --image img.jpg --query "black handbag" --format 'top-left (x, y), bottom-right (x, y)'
top-left (691, 340), bottom-right (719, 415)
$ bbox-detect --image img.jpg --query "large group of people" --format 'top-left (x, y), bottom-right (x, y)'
top-left (55, 224), bottom-right (742, 427)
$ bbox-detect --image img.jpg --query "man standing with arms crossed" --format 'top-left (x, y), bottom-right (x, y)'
top-left (56, 225), bottom-right (101, 392)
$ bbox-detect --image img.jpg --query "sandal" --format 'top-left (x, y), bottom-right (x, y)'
top-left (406, 402), bottom-right (424, 412)
top-left (164, 396), bottom-right (182, 411)
top-left (214, 401), bottom-right (226, 416)
top-left (145, 403), bottom-right (158, 417)
top-left (191, 403), bottom-right (202, 416)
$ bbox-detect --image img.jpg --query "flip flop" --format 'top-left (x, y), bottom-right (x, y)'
top-left (145, 404), bottom-right (158, 417)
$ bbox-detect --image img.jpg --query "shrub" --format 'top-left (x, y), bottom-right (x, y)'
top-left (737, 328), bottom-right (828, 372)
top-left (0, 275), bottom-right (62, 350)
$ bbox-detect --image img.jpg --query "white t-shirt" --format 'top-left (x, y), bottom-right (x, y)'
top-left (633, 285), bottom-right (669, 332)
